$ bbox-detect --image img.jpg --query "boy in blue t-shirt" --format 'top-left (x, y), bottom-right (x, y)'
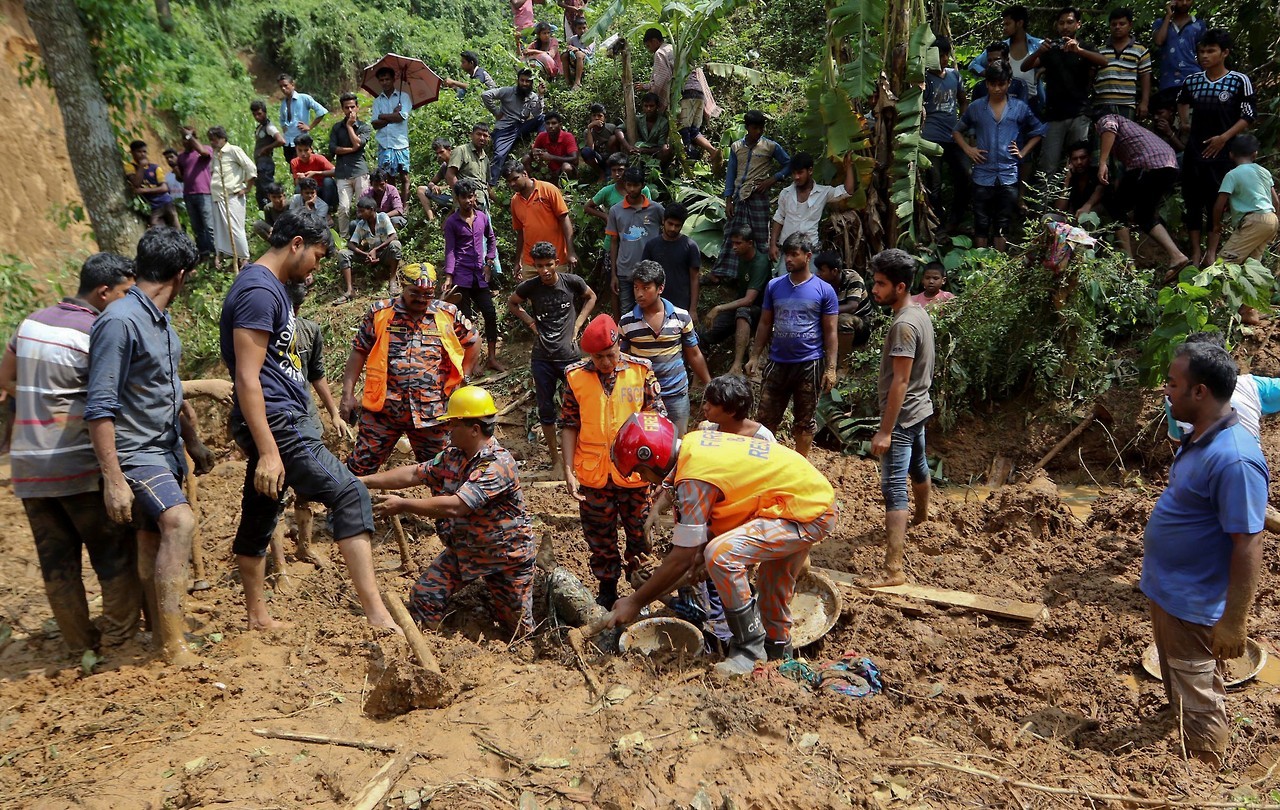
top-left (220, 209), bottom-right (397, 634)
top-left (744, 233), bottom-right (839, 457)
top-left (1206, 134), bottom-right (1278, 266)
top-left (923, 38), bottom-right (969, 231)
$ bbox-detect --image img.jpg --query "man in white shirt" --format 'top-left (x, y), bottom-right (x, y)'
top-left (371, 67), bottom-right (413, 204)
top-left (767, 152), bottom-right (854, 276)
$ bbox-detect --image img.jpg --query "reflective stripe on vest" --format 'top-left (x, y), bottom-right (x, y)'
top-left (675, 430), bottom-right (834, 537)
top-left (362, 305), bottom-right (466, 412)
top-left (566, 362), bottom-right (649, 489)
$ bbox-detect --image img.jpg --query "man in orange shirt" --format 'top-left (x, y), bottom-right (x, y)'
top-left (503, 160), bottom-right (578, 279)
top-left (608, 413), bottom-right (837, 676)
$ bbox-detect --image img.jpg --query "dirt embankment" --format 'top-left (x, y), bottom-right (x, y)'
top-left (0, 0), bottom-right (96, 270)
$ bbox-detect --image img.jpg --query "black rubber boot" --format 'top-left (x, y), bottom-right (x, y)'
top-left (597, 578), bottom-right (618, 609)
top-left (765, 639), bottom-right (793, 661)
top-left (714, 598), bottom-right (768, 677)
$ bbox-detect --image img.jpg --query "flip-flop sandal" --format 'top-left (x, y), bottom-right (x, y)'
top-left (330, 293), bottom-right (353, 307)
top-left (1162, 260), bottom-right (1192, 286)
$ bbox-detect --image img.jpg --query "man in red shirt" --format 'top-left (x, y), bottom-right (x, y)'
top-left (524, 110), bottom-right (579, 181)
top-left (289, 134), bottom-right (337, 213)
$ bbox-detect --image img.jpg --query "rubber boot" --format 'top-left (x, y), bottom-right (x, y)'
top-left (765, 639), bottom-right (793, 661)
top-left (714, 598), bottom-right (767, 677)
top-left (98, 573), bottom-right (142, 647)
top-left (597, 578), bottom-right (618, 609)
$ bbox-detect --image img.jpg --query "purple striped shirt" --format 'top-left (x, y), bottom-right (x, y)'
top-left (442, 209), bottom-right (497, 287)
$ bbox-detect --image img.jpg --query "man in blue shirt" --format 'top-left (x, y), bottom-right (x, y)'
top-left (85, 228), bottom-right (216, 665)
top-left (1151, 0), bottom-right (1207, 100)
top-left (277, 73), bottom-right (328, 163)
top-left (745, 233), bottom-right (838, 457)
top-left (953, 62), bottom-right (1046, 251)
top-left (923, 38), bottom-right (969, 232)
top-left (1142, 341), bottom-right (1268, 766)
top-left (220, 210), bottom-right (398, 635)
top-left (371, 66), bottom-right (412, 204)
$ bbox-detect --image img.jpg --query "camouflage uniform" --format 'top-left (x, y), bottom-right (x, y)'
top-left (557, 355), bottom-right (666, 583)
top-left (408, 438), bottom-right (536, 632)
top-left (347, 298), bottom-right (479, 475)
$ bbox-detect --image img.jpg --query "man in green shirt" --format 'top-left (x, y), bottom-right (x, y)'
top-left (444, 123), bottom-right (493, 208)
top-left (699, 225), bottom-right (770, 375)
top-left (634, 92), bottom-right (673, 166)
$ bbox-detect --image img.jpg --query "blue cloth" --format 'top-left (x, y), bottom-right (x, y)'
top-left (377, 147), bottom-right (410, 175)
top-left (1141, 414), bottom-right (1269, 625)
top-left (279, 92), bottom-right (328, 146)
top-left (761, 274), bottom-right (839, 364)
top-left (219, 264), bottom-right (311, 418)
top-left (371, 91), bottom-right (411, 150)
top-left (955, 97), bottom-right (1046, 187)
top-left (123, 464), bottom-right (188, 528)
top-left (84, 286), bottom-right (185, 471)
top-left (1151, 16), bottom-right (1207, 91)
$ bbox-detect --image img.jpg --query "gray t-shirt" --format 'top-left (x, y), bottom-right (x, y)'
top-left (294, 316), bottom-right (326, 421)
top-left (514, 272), bottom-right (592, 362)
top-left (877, 303), bottom-right (935, 428)
top-left (606, 197), bottom-right (665, 279)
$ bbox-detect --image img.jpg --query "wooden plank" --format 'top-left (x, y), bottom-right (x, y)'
top-left (813, 566), bottom-right (1049, 623)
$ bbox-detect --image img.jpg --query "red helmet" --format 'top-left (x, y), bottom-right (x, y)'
top-left (611, 412), bottom-right (678, 478)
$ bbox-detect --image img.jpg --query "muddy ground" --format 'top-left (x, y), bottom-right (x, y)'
top-left (2, 334), bottom-right (1279, 810)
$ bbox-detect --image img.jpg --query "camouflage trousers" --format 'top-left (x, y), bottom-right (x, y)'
top-left (579, 483), bottom-right (652, 583)
top-left (347, 399), bottom-right (449, 476)
top-left (410, 547), bottom-right (535, 633)
top-left (22, 490), bottom-right (142, 654)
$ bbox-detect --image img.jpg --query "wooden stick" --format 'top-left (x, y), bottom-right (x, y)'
top-left (250, 728), bottom-right (396, 752)
top-left (496, 390), bottom-right (534, 418)
top-left (389, 515), bottom-right (414, 572)
top-left (621, 42), bottom-right (637, 144)
top-left (380, 591), bottom-right (442, 674)
top-left (347, 749), bottom-right (418, 810)
top-left (884, 758), bottom-right (1280, 809)
top-left (815, 566), bottom-right (1048, 622)
top-left (566, 611), bottom-right (614, 696)
top-left (1027, 410), bottom-right (1097, 474)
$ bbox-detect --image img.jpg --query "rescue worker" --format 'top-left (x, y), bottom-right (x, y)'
top-left (559, 314), bottom-right (666, 607)
top-left (607, 413), bottom-right (838, 676)
top-left (360, 386), bottom-right (536, 633)
top-left (341, 262), bottom-right (481, 475)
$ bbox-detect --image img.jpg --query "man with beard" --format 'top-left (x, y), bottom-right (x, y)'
top-left (482, 69), bottom-right (545, 187)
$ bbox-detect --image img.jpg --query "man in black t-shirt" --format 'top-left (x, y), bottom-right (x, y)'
top-left (1021, 7), bottom-right (1100, 177)
top-left (641, 202), bottom-right (702, 314)
top-left (220, 209), bottom-right (397, 633)
top-left (508, 241), bottom-right (599, 476)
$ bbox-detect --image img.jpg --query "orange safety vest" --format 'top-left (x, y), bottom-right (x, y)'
top-left (362, 304), bottom-right (466, 412)
top-left (565, 360), bottom-right (651, 489)
top-left (675, 430), bottom-right (834, 537)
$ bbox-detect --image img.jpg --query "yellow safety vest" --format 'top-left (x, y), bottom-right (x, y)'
top-left (675, 430), bottom-right (834, 536)
top-left (565, 360), bottom-right (650, 489)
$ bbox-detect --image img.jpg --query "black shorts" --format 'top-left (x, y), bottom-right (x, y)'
top-left (231, 409), bottom-right (374, 557)
top-left (972, 182), bottom-right (1018, 237)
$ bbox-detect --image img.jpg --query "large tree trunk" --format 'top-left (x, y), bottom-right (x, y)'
top-left (24, 0), bottom-right (143, 256)
top-left (155, 0), bottom-right (175, 32)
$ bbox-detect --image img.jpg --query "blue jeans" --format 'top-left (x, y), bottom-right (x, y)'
top-left (662, 391), bottom-right (691, 435)
top-left (880, 420), bottom-right (929, 512)
top-left (490, 116), bottom-right (545, 186)
top-left (184, 193), bottom-right (216, 257)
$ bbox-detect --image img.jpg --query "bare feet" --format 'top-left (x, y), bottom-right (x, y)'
top-left (248, 616), bottom-right (295, 631)
top-left (369, 615), bottom-right (404, 635)
top-left (911, 509), bottom-right (928, 526)
top-left (549, 461), bottom-right (565, 480)
top-left (860, 569), bottom-right (907, 588)
top-left (486, 357), bottom-right (506, 372)
top-left (1240, 305), bottom-right (1263, 325)
top-left (294, 544), bottom-right (329, 568)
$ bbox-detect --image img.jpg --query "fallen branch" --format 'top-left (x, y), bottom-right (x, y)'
top-left (496, 390), bottom-right (534, 418)
top-left (884, 758), bottom-right (1280, 808)
top-left (347, 749), bottom-right (418, 810)
top-left (250, 728), bottom-right (396, 752)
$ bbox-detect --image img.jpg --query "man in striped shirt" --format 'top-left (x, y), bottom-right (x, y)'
top-left (1091, 8), bottom-right (1152, 119)
top-left (0, 254), bottom-right (140, 656)
top-left (619, 261), bottom-right (711, 435)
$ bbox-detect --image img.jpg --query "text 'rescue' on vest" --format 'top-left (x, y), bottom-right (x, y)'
top-left (362, 304), bottom-right (467, 413)
top-left (675, 430), bottom-right (834, 537)
top-left (566, 359), bottom-right (651, 489)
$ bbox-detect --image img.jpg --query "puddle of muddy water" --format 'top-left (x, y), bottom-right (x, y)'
top-left (940, 483), bottom-right (1107, 519)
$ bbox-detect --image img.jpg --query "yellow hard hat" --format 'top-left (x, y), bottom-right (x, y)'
top-left (399, 261), bottom-right (437, 288)
top-left (444, 385), bottom-right (498, 420)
